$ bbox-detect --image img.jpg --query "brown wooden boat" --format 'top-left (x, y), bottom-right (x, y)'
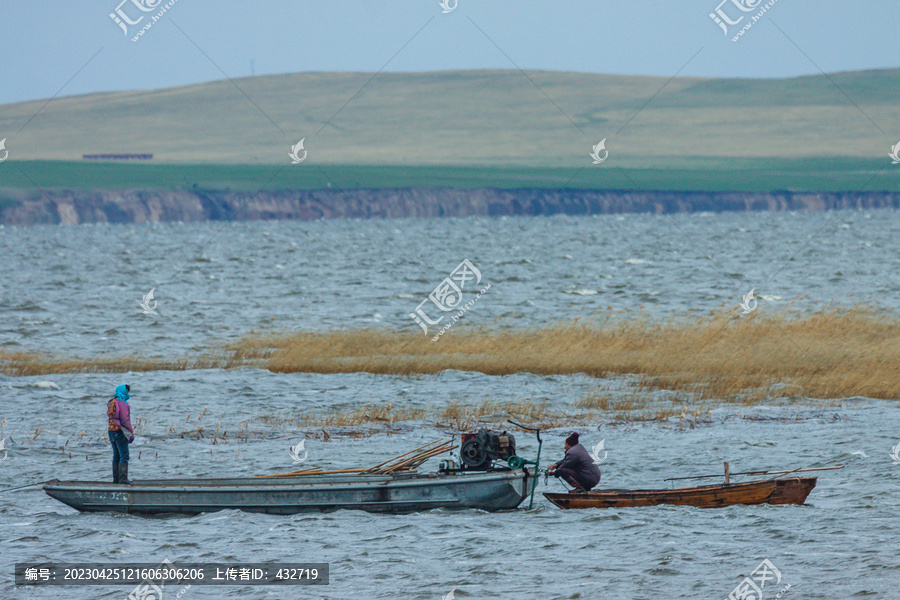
top-left (544, 476), bottom-right (816, 509)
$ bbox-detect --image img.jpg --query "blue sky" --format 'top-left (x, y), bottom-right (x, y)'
top-left (0, 0), bottom-right (897, 104)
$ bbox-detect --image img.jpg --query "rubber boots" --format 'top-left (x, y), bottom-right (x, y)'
top-left (118, 461), bottom-right (132, 485)
top-left (112, 460), bottom-right (120, 484)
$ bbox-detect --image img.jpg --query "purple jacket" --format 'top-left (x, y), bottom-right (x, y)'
top-left (107, 398), bottom-right (133, 435)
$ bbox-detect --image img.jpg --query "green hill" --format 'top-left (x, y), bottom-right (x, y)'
top-left (0, 69), bottom-right (898, 191)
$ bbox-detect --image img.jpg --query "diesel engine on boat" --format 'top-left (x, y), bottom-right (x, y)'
top-left (459, 429), bottom-right (516, 470)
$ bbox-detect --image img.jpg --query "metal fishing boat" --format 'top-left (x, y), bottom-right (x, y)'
top-left (44, 422), bottom-right (545, 515)
top-left (44, 469), bottom-right (531, 515)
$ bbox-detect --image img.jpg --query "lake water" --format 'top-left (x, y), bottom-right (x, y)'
top-left (1, 209), bottom-right (899, 599)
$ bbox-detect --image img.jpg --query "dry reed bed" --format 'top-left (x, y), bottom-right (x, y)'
top-left (3, 306), bottom-right (899, 402)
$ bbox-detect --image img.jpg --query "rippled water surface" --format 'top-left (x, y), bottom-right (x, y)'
top-left (2, 210), bottom-right (899, 599)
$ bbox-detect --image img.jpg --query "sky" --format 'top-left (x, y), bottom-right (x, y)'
top-left (0, 0), bottom-right (897, 105)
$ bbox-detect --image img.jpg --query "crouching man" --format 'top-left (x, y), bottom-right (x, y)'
top-left (547, 432), bottom-right (600, 493)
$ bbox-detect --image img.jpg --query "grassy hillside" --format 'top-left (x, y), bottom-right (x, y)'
top-left (0, 69), bottom-right (898, 190)
top-left (0, 158), bottom-right (895, 193)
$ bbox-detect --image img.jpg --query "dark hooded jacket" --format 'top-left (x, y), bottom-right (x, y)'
top-left (553, 443), bottom-right (601, 488)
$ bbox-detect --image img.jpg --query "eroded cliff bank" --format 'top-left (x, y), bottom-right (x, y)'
top-left (1, 188), bottom-right (899, 225)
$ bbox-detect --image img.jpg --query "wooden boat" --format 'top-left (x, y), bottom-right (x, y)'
top-left (544, 476), bottom-right (816, 509)
top-left (43, 469), bottom-right (531, 515)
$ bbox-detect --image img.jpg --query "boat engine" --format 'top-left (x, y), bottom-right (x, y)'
top-left (459, 429), bottom-right (516, 471)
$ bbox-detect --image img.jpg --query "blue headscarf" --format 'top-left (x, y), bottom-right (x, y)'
top-left (115, 384), bottom-right (131, 403)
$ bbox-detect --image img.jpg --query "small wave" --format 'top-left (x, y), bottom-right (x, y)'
top-left (23, 381), bottom-right (60, 390)
top-left (624, 258), bottom-right (650, 265)
top-left (564, 289), bottom-right (599, 296)
top-left (14, 302), bottom-right (44, 312)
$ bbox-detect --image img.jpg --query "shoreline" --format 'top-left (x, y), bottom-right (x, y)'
top-left (2, 187), bottom-right (900, 225)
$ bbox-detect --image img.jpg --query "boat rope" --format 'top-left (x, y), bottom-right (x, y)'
top-left (0, 479), bottom-right (55, 494)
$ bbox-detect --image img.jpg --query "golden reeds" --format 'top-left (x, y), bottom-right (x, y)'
top-left (3, 305), bottom-right (899, 402)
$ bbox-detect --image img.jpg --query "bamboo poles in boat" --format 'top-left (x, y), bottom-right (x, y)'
top-left (256, 467), bottom-right (365, 478)
top-left (378, 441), bottom-right (456, 474)
top-left (256, 438), bottom-right (456, 478)
top-left (361, 439), bottom-right (450, 474)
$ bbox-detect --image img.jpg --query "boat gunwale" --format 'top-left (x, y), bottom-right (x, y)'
top-left (545, 476), bottom-right (816, 498)
top-left (43, 469), bottom-right (529, 494)
top-left (76, 498), bottom-right (465, 510)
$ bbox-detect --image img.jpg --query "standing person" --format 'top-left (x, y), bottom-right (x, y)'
top-left (107, 384), bottom-right (134, 485)
top-left (547, 432), bottom-right (600, 493)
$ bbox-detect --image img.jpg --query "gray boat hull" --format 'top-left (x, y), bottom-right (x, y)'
top-left (43, 470), bottom-right (530, 515)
